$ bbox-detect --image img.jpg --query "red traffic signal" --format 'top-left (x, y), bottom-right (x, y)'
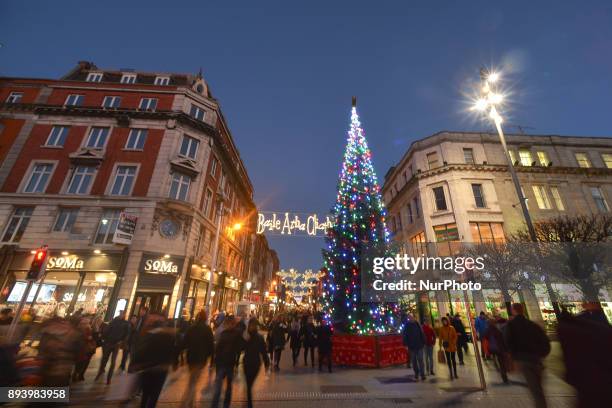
top-left (27, 246), bottom-right (48, 281)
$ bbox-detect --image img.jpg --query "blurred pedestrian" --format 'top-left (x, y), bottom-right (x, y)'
top-left (288, 318), bottom-right (301, 367)
top-left (37, 315), bottom-right (81, 386)
top-left (211, 315), bottom-right (243, 408)
top-left (181, 310), bottom-right (213, 408)
top-left (243, 318), bottom-right (270, 408)
top-left (269, 315), bottom-right (287, 371)
top-left (315, 318), bottom-right (332, 373)
top-left (504, 303), bottom-right (550, 408)
top-left (484, 315), bottom-right (509, 383)
top-left (96, 310), bottom-right (129, 384)
top-left (422, 318), bottom-right (436, 375)
top-left (438, 317), bottom-right (458, 379)
top-left (300, 315), bottom-right (316, 367)
top-left (474, 311), bottom-right (490, 360)
top-left (119, 316), bottom-right (137, 371)
top-left (402, 314), bottom-right (426, 380)
top-left (451, 314), bottom-right (467, 364)
top-left (72, 316), bottom-right (97, 382)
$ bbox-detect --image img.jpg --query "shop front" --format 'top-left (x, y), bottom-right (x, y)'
top-left (182, 264), bottom-right (217, 320)
top-left (131, 253), bottom-right (184, 318)
top-left (0, 250), bottom-right (123, 321)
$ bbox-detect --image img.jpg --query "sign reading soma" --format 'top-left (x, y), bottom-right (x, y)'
top-left (257, 212), bottom-right (333, 237)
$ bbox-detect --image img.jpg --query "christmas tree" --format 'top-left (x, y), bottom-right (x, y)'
top-left (321, 98), bottom-right (399, 335)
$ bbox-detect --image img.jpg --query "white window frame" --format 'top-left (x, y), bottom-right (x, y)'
top-left (203, 187), bottom-right (214, 218)
top-left (210, 156), bottom-right (218, 178)
top-left (120, 74), bottom-right (137, 84)
top-left (65, 94), bottom-right (84, 106)
top-left (53, 207), bottom-right (79, 232)
top-left (601, 153), bottom-right (612, 169)
top-left (1, 207), bottom-right (33, 243)
top-left (66, 165), bottom-right (97, 195)
top-left (125, 128), bottom-right (147, 150)
top-left (471, 183), bottom-right (486, 208)
top-left (102, 95), bottom-right (122, 108)
top-left (108, 164), bottom-right (138, 196)
top-left (139, 98), bottom-right (158, 111)
top-left (45, 126), bottom-right (69, 147)
top-left (179, 135), bottom-right (199, 160)
top-left (537, 151), bottom-right (550, 166)
top-left (169, 172), bottom-right (192, 201)
top-left (432, 186), bottom-right (448, 212)
top-left (575, 152), bottom-right (592, 168)
top-left (86, 72), bottom-right (103, 82)
top-left (463, 148), bottom-right (475, 164)
top-left (532, 185), bottom-right (552, 210)
top-left (22, 162), bottom-right (55, 193)
top-left (190, 104), bottom-right (205, 121)
top-left (550, 186), bottom-right (565, 211)
top-left (519, 150), bottom-right (533, 166)
top-left (427, 152), bottom-right (440, 169)
top-left (94, 209), bottom-right (122, 244)
top-left (154, 76), bottom-right (170, 85)
top-left (6, 92), bottom-right (23, 103)
top-left (591, 187), bottom-right (609, 212)
top-left (83, 126), bottom-right (110, 149)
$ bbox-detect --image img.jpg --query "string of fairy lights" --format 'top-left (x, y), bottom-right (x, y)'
top-left (321, 103), bottom-right (399, 335)
top-left (276, 269), bottom-right (325, 302)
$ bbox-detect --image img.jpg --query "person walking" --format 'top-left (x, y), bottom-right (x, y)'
top-left (119, 316), bottom-right (137, 371)
top-left (211, 315), bottom-right (244, 408)
top-left (474, 311), bottom-right (490, 360)
top-left (315, 318), bottom-right (332, 373)
top-left (422, 318), bottom-right (436, 376)
top-left (243, 318), bottom-right (270, 408)
top-left (300, 315), bottom-right (316, 367)
top-left (451, 314), bottom-right (467, 365)
top-left (438, 317), bottom-right (458, 379)
top-left (504, 303), bottom-right (550, 408)
top-left (484, 315), bottom-right (509, 383)
top-left (288, 318), bottom-right (302, 367)
top-left (269, 315), bottom-right (287, 371)
top-left (402, 314), bottom-right (426, 381)
top-left (96, 310), bottom-right (129, 384)
top-left (181, 311), bottom-right (214, 408)
top-left (72, 316), bottom-right (97, 382)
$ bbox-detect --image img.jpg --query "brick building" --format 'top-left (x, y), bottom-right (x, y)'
top-left (0, 61), bottom-right (277, 320)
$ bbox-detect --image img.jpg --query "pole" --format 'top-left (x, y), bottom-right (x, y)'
top-left (204, 192), bottom-right (225, 318)
top-left (491, 109), bottom-right (561, 318)
top-left (463, 289), bottom-right (486, 390)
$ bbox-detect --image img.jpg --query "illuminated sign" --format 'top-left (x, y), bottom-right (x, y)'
top-left (257, 212), bottom-right (333, 237)
top-left (47, 256), bottom-right (84, 270)
top-left (144, 259), bottom-right (179, 274)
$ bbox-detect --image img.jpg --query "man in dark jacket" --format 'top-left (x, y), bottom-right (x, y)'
top-left (504, 303), bottom-right (550, 408)
top-left (95, 310), bottom-right (129, 384)
top-left (181, 310), bottom-right (214, 408)
top-left (451, 314), bottom-right (467, 364)
top-left (402, 314), bottom-right (426, 380)
top-left (315, 318), bottom-right (333, 373)
top-left (212, 315), bottom-right (244, 408)
top-left (269, 315), bottom-right (287, 371)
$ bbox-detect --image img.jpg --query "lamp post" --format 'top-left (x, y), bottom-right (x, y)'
top-left (472, 68), bottom-right (560, 318)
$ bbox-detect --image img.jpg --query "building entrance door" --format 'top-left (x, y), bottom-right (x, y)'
top-left (131, 292), bottom-right (171, 317)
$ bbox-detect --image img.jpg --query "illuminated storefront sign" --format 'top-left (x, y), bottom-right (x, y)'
top-left (47, 256), bottom-right (85, 270)
top-left (256, 212), bottom-right (333, 237)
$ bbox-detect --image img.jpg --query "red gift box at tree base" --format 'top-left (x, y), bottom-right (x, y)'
top-left (332, 334), bottom-right (408, 368)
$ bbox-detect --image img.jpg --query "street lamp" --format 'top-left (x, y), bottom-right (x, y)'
top-left (471, 68), bottom-right (560, 318)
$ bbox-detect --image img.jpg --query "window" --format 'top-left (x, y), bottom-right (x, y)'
top-left (550, 186), bottom-right (565, 211)
top-left (508, 150), bottom-right (517, 165)
top-left (1, 207), bottom-right (33, 243)
top-left (65, 94), bottom-right (84, 106)
top-left (6, 92), bottom-right (23, 103)
top-left (434, 223), bottom-right (459, 242)
top-left (125, 129), bottom-right (147, 150)
top-left (601, 153), bottom-right (612, 169)
top-left (521, 186), bottom-right (529, 209)
top-left (110, 166), bottom-right (137, 196)
top-left (210, 157), bottom-right (218, 177)
top-left (396, 213), bottom-right (403, 231)
top-left (463, 148), bottom-right (475, 164)
top-left (179, 135), bottom-right (199, 159)
top-left (427, 152), bottom-right (440, 169)
top-left (139, 98), bottom-right (157, 111)
top-left (433, 186), bottom-right (447, 211)
top-left (24, 163), bottom-right (54, 193)
top-left (67, 166), bottom-right (96, 194)
top-left (532, 185), bottom-right (552, 210)
top-left (591, 187), bottom-right (609, 212)
top-left (470, 222), bottom-right (505, 243)
top-left (45, 126), bottom-right (69, 147)
top-left (86, 72), bottom-right (103, 82)
top-left (120, 74), bottom-right (136, 84)
top-left (85, 127), bottom-right (110, 149)
top-left (203, 188), bottom-right (214, 218)
top-left (471, 183), bottom-right (486, 208)
top-left (190, 105), bottom-right (205, 121)
top-left (519, 150), bottom-right (533, 166)
top-left (407, 203), bottom-right (414, 224)
top-left (575, 153), bottom-right (591, 168)
top-left (94, 209), bottom-right (121, 244)
top-left (169, 173), bottom-right (191, 201)
top-left (102, 96), bottom-right (121, 108)
top-left (53, 208), bottom-right (79, 232)
top-left (154, 76), bottom-right (170, 85)
top-left (537, 151), bottom-right (550, 166)
top-left (414, 196), bottom-right (420, 218)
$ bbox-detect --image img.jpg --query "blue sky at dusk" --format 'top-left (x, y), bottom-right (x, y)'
top-left (2, 1), bottom-right (611, 270)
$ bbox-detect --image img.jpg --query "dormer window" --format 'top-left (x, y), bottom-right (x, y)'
top-left (154, 76), bottom-right (170, 85)
top-left (86, 72), bottom-right (103, 82)
top-left (120, 74), bottom-right (137, 84)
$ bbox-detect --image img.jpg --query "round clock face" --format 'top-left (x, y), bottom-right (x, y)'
top-left (159, 219), bottom-right (180, 239)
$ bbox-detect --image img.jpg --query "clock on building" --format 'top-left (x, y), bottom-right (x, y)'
top-left (159, 218), bottom-right (181, 239)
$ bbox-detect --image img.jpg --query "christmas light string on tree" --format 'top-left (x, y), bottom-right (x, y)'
top-left (321, 98), bottom-right (399, 335)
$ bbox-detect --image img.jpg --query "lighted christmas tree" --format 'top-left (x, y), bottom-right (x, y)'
top-left (321, 98), bottom-right (399, 335)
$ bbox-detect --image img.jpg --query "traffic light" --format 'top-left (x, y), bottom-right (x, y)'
top-left (27, 246), bottom-right (48, 281)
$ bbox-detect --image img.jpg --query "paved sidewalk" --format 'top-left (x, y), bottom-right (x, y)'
top-left (66, 341), bottom-right (575, 407)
